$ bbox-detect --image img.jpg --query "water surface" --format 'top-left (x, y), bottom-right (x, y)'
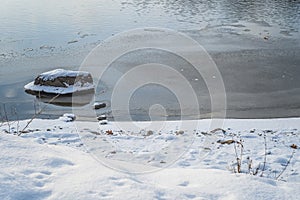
top-left (0, 0), bottom-right (299, 120)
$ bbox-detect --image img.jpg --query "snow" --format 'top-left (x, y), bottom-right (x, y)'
top-left (59, 113), bottom-right (76, 122)
top-left (0, 117), bottom-right (299, 199)
top-left (38, 69), bottom-right (91, 81)
top-left (24, 81), bottom-right (94, 95)
top-left (99, 119), bottom-right (108, 125)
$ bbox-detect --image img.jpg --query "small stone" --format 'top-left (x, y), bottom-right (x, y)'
top-left (63, 113), bottom-right (76, 122)
top-left (146, 130), bottom-right (153, 136)
top-left (106, 130), bottom-right (113, 135)
top-left (290, 144), bottom-right (298, 149)
top-left (99, 120), bottom-right (108, 125)
top-left (210, 128), bottom-right (226, 134)
top-left (175, 130), bottom-right (184, 135)
top-left (97, 115), bottom-right (107, 121)
top-left (94, 102), bottom-right (106, 110)
top-left (68, 40), bottom-right (78, 44)
top-left (217, 139), bottom-right (236, 145)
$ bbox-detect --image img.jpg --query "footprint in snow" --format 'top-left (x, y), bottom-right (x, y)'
top-left (108, 177), bottom-right (126, 187)
top-left (154, 191), bottom-right (167, 200)
top-left (178, 181), bottom-right (189, 186)
top-left (184, 194), bottom-right (196, 199)
top-left (45, 157), bottom-right (74, 168)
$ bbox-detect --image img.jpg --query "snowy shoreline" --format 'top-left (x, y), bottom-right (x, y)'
top-left (0, 117), bottom-right (299, 199)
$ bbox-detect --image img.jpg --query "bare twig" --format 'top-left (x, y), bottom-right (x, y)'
top-left (0, 105), bottom-right (4, 127)
top-left (233, 137), bottom-right (243, 173)
top-left (261, 132), bottom-right (267, 177)
top-left (33, 99), bottom-right (38, 115)
top-left (238, 140), bottom-right (243, 173)
top-left (13, 107), bottom-right (20, 133)
top-left (247, 157), bottom-right (252, 174)
top-left (19, 94), bottom-right (60, 135)
top-left (233, 137), bottom-right (239, 173)
top-left (253, 163), bottom-right (260, 175)
top-left (3, 104), bottom-right (11, 133)
top-left (276, 150), bottom-right (295, 180)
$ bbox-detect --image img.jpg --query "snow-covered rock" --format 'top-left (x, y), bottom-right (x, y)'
top-left (99, 120), bottom-right (108, 125)
top-left (24, 69), bottom-right (94, 95)
top-left (97, 115), bottom-right (107, 121)
top-left (93, 102), bottom-right (106, 110)
top-left (59, 113), bottom-right (76, 122)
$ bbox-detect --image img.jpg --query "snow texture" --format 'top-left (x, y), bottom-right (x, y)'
top-left (0, 117), bottom-right (299, 199)
top-left (38, 69), bottom-right (91, 81)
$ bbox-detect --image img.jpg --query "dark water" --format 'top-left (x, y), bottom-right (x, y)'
top-left (0, 0), bottom-right (300, 120)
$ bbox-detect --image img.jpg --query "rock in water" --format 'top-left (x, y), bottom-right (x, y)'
top-left (93, 102), bottom-right (106, 110)
top-left (24, 69), bottom-right (94, 95)
top-left (99, 120), bottom-right (108, 125)
top-left (34, 69), bottom-right (93, 88)
top-left (59, 113), bottom-right (76, 122)
top-left (97, 115), bottom-right (107, 121)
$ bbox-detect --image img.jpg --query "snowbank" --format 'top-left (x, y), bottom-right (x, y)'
top-left (0, 117), bottom-right (299, 199)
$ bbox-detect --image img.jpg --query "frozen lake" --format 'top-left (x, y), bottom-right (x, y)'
top-left (0, 0), bottom-right (299, 120)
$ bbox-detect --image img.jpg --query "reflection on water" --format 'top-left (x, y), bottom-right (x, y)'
top-left (29, 92), bottom-right (94, 107)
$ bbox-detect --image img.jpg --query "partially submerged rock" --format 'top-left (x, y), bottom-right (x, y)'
top-left (24, 69), bottom-right (94, 95)
top-left (59, 113), bottom-right (76, 122)
top-left (99, 120), bottom-right (108, 125)
top-left (97, 115), bottom-right (107, 121)
top-left (93, 102), bottom-right (106, 110)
